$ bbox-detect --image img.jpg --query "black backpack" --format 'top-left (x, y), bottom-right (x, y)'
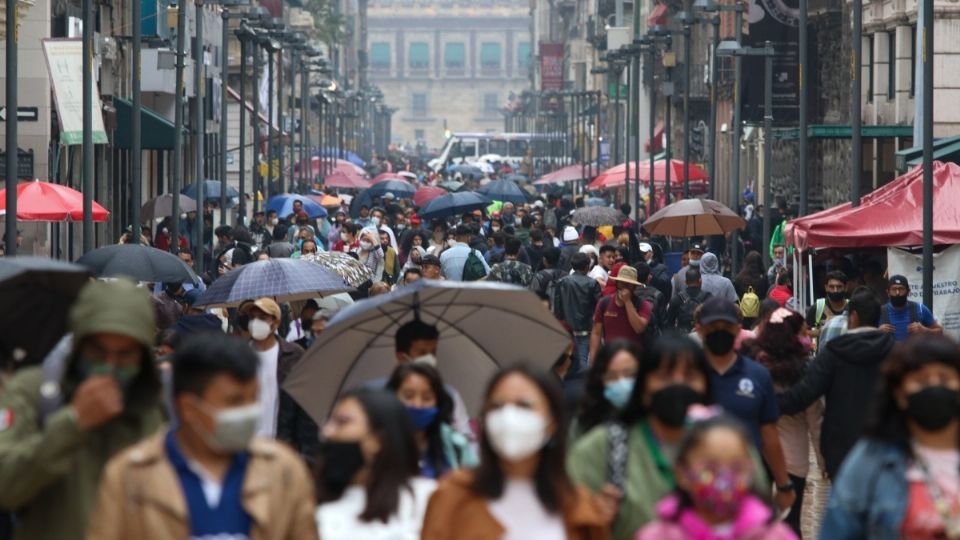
top-left (676, 290), bottom-right (711, 332)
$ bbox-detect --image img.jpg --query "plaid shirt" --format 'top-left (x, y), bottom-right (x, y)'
top-left (818, 312), bottom-right (848, 349)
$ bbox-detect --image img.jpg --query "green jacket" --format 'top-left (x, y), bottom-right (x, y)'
top-left (0, 279), bottom-right (164, 540)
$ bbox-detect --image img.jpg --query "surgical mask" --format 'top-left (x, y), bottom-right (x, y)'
top-left (371, 216), bottom-right (381, 227)
top-left (689, 259), bottom-right (701, 268)
top-left (271, 218), bottom-right (279, 226)
top-left (406, 405), bottom-right (439, 430)
top-left (340, 232), bottom-right (349, 242)
top-left (649, 384), bottom-right (704, 427)
top-left (890, 294), bottom-right (909, 308)
top-left (360, 240), bottom-right (374, 251)
top-left (827, 291), bottom-right (846, 303)
top-left (484, 405), bottom-right (548, 461)
top-left (704, 330), bottom-right (736, 356)
top-left (409, 353), bottom-right (438, 367)
top-left (603, 377), bottom-right (635, 409)
top-left (248, 318), bottom-right (273, 341)
top-left (683, 464), bottom-right (752, 518)
top-left (492, 226), bottom-right (501, 232)
top-left (396, 224), bottom-right (406, 231)
top-left (317, 441), bottom-right (365, 498)
top-left (297, 239), bottom-right (304, 249)
top-left (906, 385), bottom-right (960, 431)
top-left (195, 401), bottom-right (261, 453)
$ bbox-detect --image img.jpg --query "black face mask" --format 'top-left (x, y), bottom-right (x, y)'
top-left (649, 384), bottom-right (705, 427)
top-left (704, 330), bottom-right (736, 356)
top-left (890, 295), bottom-right (909, 308)
top-left (906, 386), bottom-right (960, 432)
top-left (827, 291), bottom-right (846, 303)
top-left (317, 441), bottom-right (365, 498)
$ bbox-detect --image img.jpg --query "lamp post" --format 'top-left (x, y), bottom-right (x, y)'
top-left (4, 0), bottom-right (17, 254)
top-left (798, 0), bottom-right (808, 216)
top-left (851, 0), bottom-right (862, 206)
top-left (131, 0), bottom-right (143, 234)
top-left (170, 0), bottom-right (187, 252)
top-left (193, 0), bottom-right (205, 272)
top-left (677, 11), bottom-right (695, 201)
top-left (922, 0), bottom-right (933, 308)
top-left (219, 8), bottom-right (251, 225)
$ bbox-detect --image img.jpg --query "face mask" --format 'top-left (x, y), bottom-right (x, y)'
top-left (271, 218), bottom-right (279, 226)
top-left (248, 318), bottom-right (273, 341)
top-left (410, 353), bottom-right (437, 367)
top-left (704, 330), bottom-right (736, 356)
top-left (297, 239), bottom-right (305, 249)
top-left (906, 385), bottom-right (960, 431)
top-left (799, 335), bottom-right (814, 352)
top-left (317, 441), bottom-right (366, 498)
top-left (79, 358), bottom-right (140, 394)
top-left (340, 232), bottom-right (349, 242)
top-left (396, 224), bottom-right (406, 231)
top-left (406, 405), bottom-right (439, 430)
top-left (492, 226), bottom-right (501, 232)
top-left (603, 377), bottom-right (635, 409)
top-left (180, 213), bottom-right (188, 220)
top-left (195, 401), bottom-right (260, 453)
top-left (689, 259), bottom-right (701, 268)
top-left (371, 216), bottom-right (381, 227)
top-left (485, 404), bottom-right (548, 462)
top-left (683, 464), bottom-right (752, 518)
top-left (649, 384), bottom-right (703, 427)
top-left (827, 291), bottom-right (846, 303)
top-left (360, 240), bottom-right (374, 251)
top-left (890, 294), bottom-right (908, 308)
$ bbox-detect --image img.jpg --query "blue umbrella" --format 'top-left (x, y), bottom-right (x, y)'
top-left (181, 180), bottom-right (239, 201)
top-left (315, 148), bottom-right (365, 167)
top-left (194, 258), bottom-right (354, 308)
top-left (266, 194), bottom-right (328, 219)
top-left (477, 179), bottom-right (528, 205)
top-left (418, 191), bottom-right (492, 220)
top-left (447, 164), bottom-right (483, 179)
top-left (367, 178), bottom-right (416, 199)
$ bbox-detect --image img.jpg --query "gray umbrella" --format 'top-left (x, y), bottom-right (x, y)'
top-left (283, 279), bottom-right (570, 424)
top-left (140, 193), bottom-right (197, 221)
top-left (77, 244), bottom-right (200, 285)
top-left (570, 206), bottom-right (627, 227)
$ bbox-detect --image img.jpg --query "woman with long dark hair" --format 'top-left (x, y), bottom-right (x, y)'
top-left (570, 340), bottom-right (641, 441)
top-left (386, 363), bottom-right (477, 478)
top-left (314, 389), bottom-right (435, 539)
top-left (421, 366), bottom-right (609, 539)
top-left (734, 251), bottom-right (769, 301)
top-left (821, 336), bottom-right (960, 539)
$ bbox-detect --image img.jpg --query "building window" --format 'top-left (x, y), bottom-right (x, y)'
top-left (370, 42), bottom-right (391, 69)
top-left (483, 93), bottom-right (499, 115)
top-left (414, 129), bottom-right (425, 141)
top-left (866, 34), bottom-right (874, 103)
top-left (409, 42), bottom-right (429, 70)
top-left (910, 25), bottom-right (916, 97)
top-left (480, 42), bottom-right (502, 70)
top-left (412, 93), bottom-right (428, 117)
top-left (445, 42), bottom-right (465, 69)
top-left (517, 42), bottom-right (531, 71)
top-left (887, 31), bottom-right (895, 100)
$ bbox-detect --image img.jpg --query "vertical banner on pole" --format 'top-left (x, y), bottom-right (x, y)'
top-left (41, 39), bottom-right (108, 145)
top-left (539, 43), bottom-right (564, 92)
top-left (887, 245), bottom-right (960, 340)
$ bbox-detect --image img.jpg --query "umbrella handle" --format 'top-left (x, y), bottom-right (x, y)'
top-left (413, 291), bottom-right (421, 321)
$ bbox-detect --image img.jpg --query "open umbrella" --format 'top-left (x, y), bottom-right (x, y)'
top-left (301, 251), bottom-right (374, 287)
top-left (322, 170), bottom-right (368, 190)
top-left (414, 186), bottom-right (447, 208)
top-left (367, 178), bottom-right (417, 199)
top-left (0, 180), bottom-right (109, 221)
top-left (570, 206), bottom-right (627, 227)
top-left (310, 194), bottom-right (343, 208)
top-left (194, 258), bottom-right (353, 308)
top-left (266, 194), bottom-right (328, 219)
top-left (397, 171), bottom-right (418, 181)
top-left (77, 244), bottom-right (200, 284)
top-left (418, 191), bottom-right (491, 220)
top-left (642, 198), bottom-right (746, 237)
top-left (141, 193), bottom-right (197, 221)
top-left (438, 180), bottom-right (466, 192)
top-left (181, 180), bottom-right (239, 200)
top-left (0, 257), bottom-right (91, 365)
top-left (371, 172), bottom-right (403, 184)
top-left (283, 280), bottom-right (570, 423)
top-left (448, 164), bottom-right (483, 180)
top-left (477, 179), bottom-right (528, 204)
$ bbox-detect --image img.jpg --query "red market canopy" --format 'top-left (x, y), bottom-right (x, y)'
top-left (588, 159), bottom-right (708, 192)
top-left (0, 180), bottom-right (109, 222)
top-left (787, 161), bottom-right (960, 250)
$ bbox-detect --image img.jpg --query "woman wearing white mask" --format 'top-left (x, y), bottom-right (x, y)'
top-left (421, 366), bottom-right (610, 540)
top-left (352, 229), bottom-right (385, 283)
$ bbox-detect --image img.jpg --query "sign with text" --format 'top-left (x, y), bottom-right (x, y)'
top-left (540, 43), bottom-right (564, 92)
top-left (887, 245), bottom-right (960, 340)
top-left (41, 39), bottom-right (108, 146)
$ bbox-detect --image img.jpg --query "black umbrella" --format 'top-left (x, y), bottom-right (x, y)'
top-left (477, 179), bottom-right (528, 204)
top-left (194, 258), bottom-right (354, 308)
top-left (140, 193), bottom-right (197, 221)
top-left (77, 244), bottom-right (200, 285)
top-left (0, 257), bottom-right (91, 365)
top-left (418, 192), bottom-right (492, 220)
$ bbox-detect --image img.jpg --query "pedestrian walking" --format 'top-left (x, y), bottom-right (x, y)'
top-left (698, 253), bottom-right (739, 305)
top-left (588, 266), bottom-right (652, 362)
top-left (439, 225), bottom-right (490, 281)
top-left (806, 270), bottom-right (849, 345)
top-left (569, 340), bottom-right (640, 442)
top-left (554, 253), bottom-right (602, 377)
top-left (87, 333), bottom-right (319, 540)
top-left (879, 275), bottom-right (943, 342)
top-left (665, 268), bottom-right (712, 333)
top-left (671, 244), bottom-right (705, 300)
top-left (487, 237), bottom-right (534, 286)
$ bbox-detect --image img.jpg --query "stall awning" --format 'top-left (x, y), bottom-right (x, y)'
top-left (895, 134), bottom-right (960, 172)
top-left (226, 86), bottom-right (285, 135)
top-left (112, 97), bottom-right (179, 150)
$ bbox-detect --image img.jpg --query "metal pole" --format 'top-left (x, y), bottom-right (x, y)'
top-left (664, 67), bottom-right (672, 207)
top-left (171, 0), bottom-right (186, 252)
top-left (219, 9), bottom-right (229, 224)
top-left (288, 50), bottom-right (296, 189)
top-left (82, 0), bottom-right (94, 252)
top-left (252, 41), bottom-right (261, 213)
top-left (683, 23), bottom-right (691, 200)
top-left (623, 63), bottom-right (631, 200)
top-left (266, 48), bottom-right (274, 200)
top-left (730, 7), bottom-right (743, 273)
top-left (762, 45), bottom-right (773, 269)
top-left (299, 61), bottom-right (307, 189)
top-left (238, 36), bottom-right (247, 223)
top-left (194, 0), bottom-right (204, 273)
top-left (131, 0), bottom-right (143, 232)
top-left (632, 55), bottom-right (640, 221)
top-left (277, 46), bottom-right (284, 194)
top-left (851, 0), bottom-right (862, 206)
top-left (4, 0), bottom-right (17, 255)
top-left (648, 46), bottom-right (657, 216)
top-left (922, 0), bottom-right (933, 308)
top-left (708, 16), bottom-right (719, 200)
top-left (613, 66), bottom-right (621, 164)
top-left (798, 0), bottom-right (808, 215)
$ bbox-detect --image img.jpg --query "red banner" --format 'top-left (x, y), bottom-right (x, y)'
top-left (540, 43), bottom-right (564, 91)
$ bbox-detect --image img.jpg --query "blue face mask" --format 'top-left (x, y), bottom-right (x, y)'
top-left (603, 377), bottom-right (636, 409)
top-left (297, 239), bottom-right (304, 249)
top-left (405, 405), bottom-right (439, 430)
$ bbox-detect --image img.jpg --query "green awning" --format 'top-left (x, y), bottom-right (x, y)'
top-left (409, 43), bottom-right (429, 68)
top-left (776, 124), bottom-right (913, 140)
top-left (370, 42), bottom-right (391, 68)
top-left (895, 134), bottom-right (960, 172)
top-left (517, 42), bottom-right (531, 69)
top-left (113, 97), bottom-right (179, 150)
top-left (481, 43), bottom-right (501, 68)
top-left (445, 42), bottom-right (465, 68)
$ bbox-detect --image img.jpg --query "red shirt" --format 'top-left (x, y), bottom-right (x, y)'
top-left (594, 293), bottom-right (652, 351)
top-left (769, 284), bottom-right (793, 307)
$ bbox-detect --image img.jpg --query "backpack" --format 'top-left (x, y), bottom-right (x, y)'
top-left (740, 287), bottom-right (761, 319)
top-left (498, 262), bottom-right (526, 285)
top-left (677, 290), bottom-right (711, 332)
top-left (462, 250), bottom-right (488, 281)
top-left (880, 301), bottom-right (921, 326)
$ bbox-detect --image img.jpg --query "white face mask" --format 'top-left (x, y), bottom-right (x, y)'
top-left (197, 401), bottom-right (261, 453)
top-left (271, 218), bottom-right (279, 226)
top-left (410, 353), bottom-right (437, 367)
top-left (485, 404), bottom-right (548, 462)
top-left (248, 318), bottom-right (273, 341)
top-left (360, 240), bottom-right (374, 251)
top-left (340, 232), bottom-right (349, 242)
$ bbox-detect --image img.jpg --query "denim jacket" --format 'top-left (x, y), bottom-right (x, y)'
top-left (820, 439), bottom-right (909, 540)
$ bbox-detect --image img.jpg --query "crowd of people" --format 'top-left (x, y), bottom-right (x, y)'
top-left (1, 163), bottom-right (959, 540)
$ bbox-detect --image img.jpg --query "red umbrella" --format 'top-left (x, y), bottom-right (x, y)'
top-left (322, 171), bottom-right (369, 190)
top-left (588, 159), bottom-right (708, 191)
top-left (0, 180), bottom-right (109, 222)
top-left (414, 186), bottom-right (447, 207)
top-left (372, 172), bottom-right (404, 184)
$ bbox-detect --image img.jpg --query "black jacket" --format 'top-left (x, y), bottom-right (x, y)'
top-left (556, 245), bottom-right (580, 273)
top-left (555, 272), bottom-right (601, 332)
top-left (778, 328), bottom-right (895, 478)
top-left (274, 338), bottom-right (320, 462)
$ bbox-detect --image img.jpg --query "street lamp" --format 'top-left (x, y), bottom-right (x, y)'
top-left (676, 10), bottom-right (696, 201)
top-left (219, 7), bottom-right (252, 225)
top-left (717, 40), bottom-right (775, 268)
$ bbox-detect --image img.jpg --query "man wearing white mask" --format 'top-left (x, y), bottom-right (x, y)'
top-left (88, 333), bottom-right (319, 539)
top-left (241, 298), bottom-right (319, 459)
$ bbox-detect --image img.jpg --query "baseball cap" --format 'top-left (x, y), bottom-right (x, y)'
top-left (241, 297), bottom-right (282, 320)
top-left (638, 242), bottom-right (653, 253)
top-left (688, 242), bottom-right (706, 254)
top-left (178, 288), bottom-right (202, 307)
top-left (698, 297), bottom-right (741, 326)
top-left (420, 254), bottom-right (441, 267)
top-left (889, 275), bottom-right (910, 288)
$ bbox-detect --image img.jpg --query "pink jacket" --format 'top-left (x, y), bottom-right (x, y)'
top-left (635, 495), bottom-right (797, 540)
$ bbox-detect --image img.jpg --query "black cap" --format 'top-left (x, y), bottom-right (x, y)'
top-left (420, 254), bottom-right (441, 267)
top-left (699, 297), bottom-right (741, 325)
top-left (889, 275), bottom-right (909, 288)
top-left (688, 242), bottom-right (706, 254)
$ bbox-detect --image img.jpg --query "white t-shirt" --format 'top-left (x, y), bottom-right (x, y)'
top-left (255, 341), bottom-right (280, 438)
top-left (316, 477), bottom-right (437, 540)
top-left (588, 265), bottom-right (609, 284)
top-left (487, 479), bottom-right (566, 540)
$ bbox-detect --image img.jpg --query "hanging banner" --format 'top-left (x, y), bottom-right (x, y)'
top-left (42, 39), bottom-right (108, 146)
top-left (887, 245), bottom-right (960, 340)
top-left (540, 42), bottom-right (564, 92)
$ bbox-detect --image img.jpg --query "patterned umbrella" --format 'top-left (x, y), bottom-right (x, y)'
top-left (195, 258), bottom-right (354, 308)
top-left (300, 251), bottom-right (374, 288)
top-left (570, 206), bottom-right (627, 227)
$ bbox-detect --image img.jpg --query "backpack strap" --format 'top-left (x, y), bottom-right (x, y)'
top-left (606, 421), bottom-right (629, 492)
top-left (909, 301), bottom-right (921, 324)
top-left (815, 298), bottom-right (827, 327)
top-left (880, 304), bottom-right (891, 326)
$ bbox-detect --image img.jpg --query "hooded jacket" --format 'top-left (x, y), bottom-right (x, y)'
top-left (697, 253), bottom-right (739, 304)
top-left (778, 328), bottom-right (895, 478)
top-left (0, 279), bottom-right (164, 540)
